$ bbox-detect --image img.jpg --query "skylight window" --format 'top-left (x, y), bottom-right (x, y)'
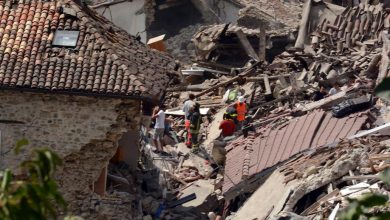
top-left (52, 30), bottom-right (80, 48)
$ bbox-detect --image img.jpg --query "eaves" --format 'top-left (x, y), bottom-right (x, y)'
top-left (0, 86), bottom-right (158, 104)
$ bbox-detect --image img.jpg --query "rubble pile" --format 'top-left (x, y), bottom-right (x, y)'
top-left (298, 3), bottom-right (389, 84)
top-left (114, 1), bottom-right (390, 220)
top-left (165, 24), bottom-right (202, 64)
top-left (151, 2), bottom-right (390, 219)
top-left (278, 138), bottom-right (390, 219)
top-left (215, 2), bottom-right (390, 219)
top-left (236, 0), bottom-right (303, 34)
top-left (192, 24), bottom-right (265, 68)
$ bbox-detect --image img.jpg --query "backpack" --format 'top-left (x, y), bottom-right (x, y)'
top-left (228, 89), bottom-right (238, 102)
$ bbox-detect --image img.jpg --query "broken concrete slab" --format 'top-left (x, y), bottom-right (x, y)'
top-left (296, 90), bottom-right (350, 112)
top-left (229, 171), bottom-right (299, 220)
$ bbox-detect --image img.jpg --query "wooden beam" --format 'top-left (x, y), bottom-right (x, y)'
top-left (90, 0), bottom-right (127, 9)
top-left (369, 154), bottom-right (390, 161)
top-left (258, 28), bottom-right (266, 62)
top-left (166, 84), bottom-right (207, 92)
top-left (329, 203), bottom-right (340, 220)
top-left (263, 75), bottom-right (272, 95)
top-left (342, 175), bottom-right (380, 181)
top-left (194, 62), bottom-right (260, 98)
top-left (376, 164), bottom-right (390, 172)
top-left (295, 0), bottom-right (312, 48)
top-left (301, 189), bottom-right (340, 215)
top-left (349, 170), bottom-right (358, 185)
top-left (349, 122), bottom-right (390, 139)
top-left (297, 90), bottom-right (348, 112)
top-left (246, 74), bottom-right (291, 82)
top-left (236, 30), bottom-right (260, 61)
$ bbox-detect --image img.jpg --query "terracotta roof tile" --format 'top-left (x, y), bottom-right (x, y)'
top-left (0, 0), bottom-right (175, 100)
top-left (223, 110), bottom-right (369, 193)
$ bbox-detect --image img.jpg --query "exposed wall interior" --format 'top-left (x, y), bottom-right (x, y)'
top-left (95, 0), bottom-right (147, 42)
top-left (148, 0), bottom-right (204, 38)
top-left (0, 90), bottom-right (141, 216)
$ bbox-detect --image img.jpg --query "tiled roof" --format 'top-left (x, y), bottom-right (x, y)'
top-left (0, 0), bottom-right (176, 100)
top-left (223, 110), bottom-right (369, 193)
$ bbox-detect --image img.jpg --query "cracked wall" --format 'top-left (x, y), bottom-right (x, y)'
top-left (0, 90), bottom-right (140, 216)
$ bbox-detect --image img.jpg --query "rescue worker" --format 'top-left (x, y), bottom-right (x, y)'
top-left (224, 105), bottom-right (238, 124)
top-left (189, 102), bottom-right (202, 152)
top-left (219, 114), bottom-right (236, 138)
top-left (231, 96), bottom-right (247, 130)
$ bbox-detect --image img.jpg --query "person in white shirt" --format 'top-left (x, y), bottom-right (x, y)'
top-left (182, 94), bottom-right (195, 144)
top-left (328, 83), bottom-right (340, 95)
top-left (183, 94), bottom-right (195, 121)
top-left (152, 105), bottom-right (166, 152)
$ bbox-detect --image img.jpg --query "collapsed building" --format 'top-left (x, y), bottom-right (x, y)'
top-left (0, 0), bottom-right (388, 219)
top-left (156, 0), bottom-right (390, 219)
top-left (90, 0), bottom-right (305, 65)
top-left (217, 1), bottom-right (390, 219)
top-left (0, 0), bottom-right (177, 218)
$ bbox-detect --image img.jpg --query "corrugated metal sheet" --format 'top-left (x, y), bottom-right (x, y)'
top-left (222, 110), bottom-right (369, 193)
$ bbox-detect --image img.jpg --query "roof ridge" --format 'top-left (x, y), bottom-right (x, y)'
top-left (242, 133), bottom-right (256, 179)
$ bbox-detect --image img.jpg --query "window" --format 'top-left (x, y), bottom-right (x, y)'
top-left (52, 30), bottom-right (80, 48)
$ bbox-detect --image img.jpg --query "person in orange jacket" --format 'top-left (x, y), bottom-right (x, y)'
top-left (231, 96), bottom-right (247, 130)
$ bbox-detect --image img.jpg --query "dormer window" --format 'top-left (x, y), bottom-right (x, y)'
top-left (52, 30), bottom-right (80, 48)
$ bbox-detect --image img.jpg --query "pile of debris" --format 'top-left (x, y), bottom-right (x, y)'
top-left (135, 115), bottom-right (225, 220)
top-left (216, 1), bottom-right (390, 219)
top-left (192, 24), bottom-right (267, 69)
top-left (165, 24), bottom-right (202, 64)
top-left (236, 0), bottom-right (303, 34)
top-left (279, 137), bottom-right (390, 219)
top-left (133, 1), bottom-right (390, 219)
top-left (228, 137), bottom-right (390, 220)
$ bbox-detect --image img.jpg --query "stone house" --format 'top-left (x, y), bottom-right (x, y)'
top-left (0, 0), bottom-right (175, 214)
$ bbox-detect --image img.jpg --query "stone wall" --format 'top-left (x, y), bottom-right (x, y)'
top-left (0, 90), bottom-right (141, 215)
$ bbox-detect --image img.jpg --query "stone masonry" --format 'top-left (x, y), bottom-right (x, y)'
top-left (0, 90), bottom-right (141, 215)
